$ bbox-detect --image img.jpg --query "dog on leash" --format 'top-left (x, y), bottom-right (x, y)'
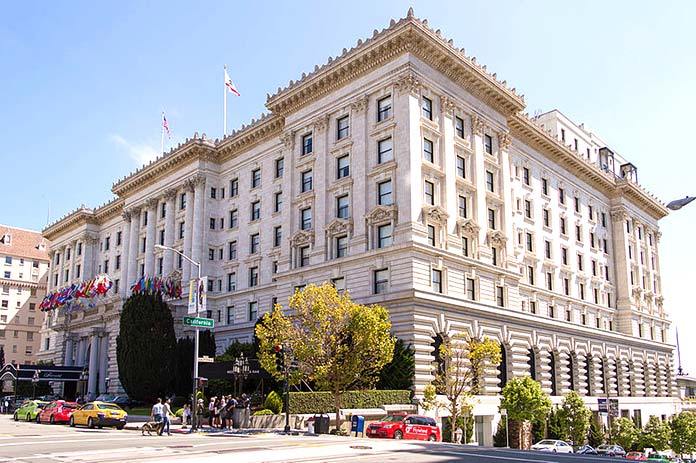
top-left (141, 421), bottom-right (164, 436)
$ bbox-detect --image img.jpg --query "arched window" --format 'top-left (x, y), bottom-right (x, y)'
top-left (549, 351), bottom-right (558, 395)
top-left (599, 357), bottom-right (608, 395)
top-left (498, 344), bottom-right (509, 389)
top-left (568, 353), bottom-right (576, 391)
top-left (528, 348), bottom-right (537, 381)
top-left (431, 333), bottom-right (446, 393)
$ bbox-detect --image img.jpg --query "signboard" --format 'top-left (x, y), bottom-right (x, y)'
top-left (609, 398), bottom-right (619, 417)
top-left (598, 398), bottom-right (608, 413)
top-left (188, 277), bottom-right (208, 315)
top-left (183, 316), bottom-right (214, 329)
top-left (198, 356), bottom-right (214, 363)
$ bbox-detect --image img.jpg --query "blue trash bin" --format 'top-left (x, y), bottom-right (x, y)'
top-left (350, 415), bottom-right (365, 437)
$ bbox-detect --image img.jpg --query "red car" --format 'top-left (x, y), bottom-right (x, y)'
top-left (366, 414), bottom-right (441, 442)
top-left (37, 400), bottom-right (79, 424)
top-left (626, 452), bottom-right (647, 460)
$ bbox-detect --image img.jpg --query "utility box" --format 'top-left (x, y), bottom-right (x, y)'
top-left (351, 415), bottom-right (365, 437)
top-left (314, 414), bottom-right (330, 434)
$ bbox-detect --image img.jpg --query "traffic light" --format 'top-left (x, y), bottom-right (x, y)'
top-left (274, 345), bottom-right (284, 372)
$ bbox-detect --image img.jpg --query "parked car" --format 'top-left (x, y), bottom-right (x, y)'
top-left (596, 444), bottom-right (626, 457)
top-left (530, 439), bottom-right (574, 453)
top-left (646, 454), bottom-right (671, 462)
top-left (626, 451), bottom-right (648, 460)
top-left (575, 445), bottom-right (598, 454)
top-left (13, 400), bottom-right (48, 422)
top-left (37, 400), bottom-right (79, 424)
top-left (69, 401), bottom-right (127, 429)
top-left (366, 414), bottom-right (441, 442)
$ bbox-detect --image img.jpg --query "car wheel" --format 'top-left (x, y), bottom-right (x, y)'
top-left (88, 417), bottom-right (95, 429)
top-left (50, 415), bottom-right (55, 425)
top-left (393, 430), bottom-right (403, 440)
top-left (13, 413), bottom-right (17, 421)
top-left (553, 449), bottom-right (557, 453)
top-left (36, 415), bottom-right (41, 424)
top-left (116, 425), bottom-right (124, 430)
top-left (26, 413), bottom-right (31, 422)
top-left (69, 416), bottom-right (75, 427)
top-left (428, 434), bottom-right (437, 442)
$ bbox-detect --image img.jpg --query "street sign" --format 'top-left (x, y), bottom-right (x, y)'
top-left (183, 316), bottom-right (214, 328)
top-left (609, 398), bottom-right (619, 417)
top-left (598, 398), bottom-right (608, 413)
top-left (198, 356), bottom-right (214, 363)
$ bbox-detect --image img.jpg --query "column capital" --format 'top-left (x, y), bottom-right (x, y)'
top-left (312, 115), bottom-right (330, 134)
top-left (145, 197), bottom-right (159, 210)
top-left (350, 94), bottom-right (369, 114)
top-left (472, 115), bottom-right (485, 136)
top-left (121, 210), bottom-right (132, 222)
top-left (497, 131), bottom-right (511, 151)
top-left (280, 130), bottom-right (295, 149)
top-left (393, 71), bottom-right (422, 96)
top-left (439, 95), bottom-right (455, 117)
top-left (163, 188), bottom-right (178, 201)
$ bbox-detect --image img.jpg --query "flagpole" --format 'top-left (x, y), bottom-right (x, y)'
top-left (223, 65), bottom-right (227, 137)
top-left (161, 111), bottom-right (165, 155)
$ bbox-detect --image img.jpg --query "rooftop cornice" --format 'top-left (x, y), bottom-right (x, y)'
top-left (217, 113), bottom-right (284, 162)
top-left (509, 113), bottom-right (668, 221)
top-left (42, 205), bottom-right (96, 240)
top-left (265, 8), bottom-right (525, 117)
top-left (93, 197), bottom-right (125, 224)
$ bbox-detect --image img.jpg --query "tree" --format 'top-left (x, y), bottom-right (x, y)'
top-left (609, 417), bottom-right (639, 451)
top-left (547, 408), bottom-right (563, 440)
top-left (671, 412), bottom-right (696, 456)
top-left (557, 391), bottom-right (591, 446)
top-left (588, 421), bottom-right (605, 448)
top-left (172, 337), bottom-right (194, 397)
top-left (499, 376), bottom-right (552, 449)
top-left (432, 333), bottom-right (501, 443)
top-left (199, 330), bottom-right (217, 358)
top-left (255, 283), bottom-right (395, 430)
top-left (377, 339), bottom-right (415, 391)
top-left (217, 340), bottom-right (255, 361)
top-left (641, 415), bottom-right (672, 451)
top-left (116, 293), bottom-right (177, 402)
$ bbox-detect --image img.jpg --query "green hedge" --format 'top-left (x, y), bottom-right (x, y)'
top-left (288, 390), bottom-right (412, 414)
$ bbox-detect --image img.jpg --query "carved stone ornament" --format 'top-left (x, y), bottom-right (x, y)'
top-left (163, 188), bottom-right (178, 201)
top-left (655, 231), bottom-right (662, 242)
top-left (366, 205), bottom-right (397, 225)
top-left (487, 230), bottom-right (507, 246)
top-left (121, 210), bottom-right (132, 222)
top-left (129, 205), bottom-right (142, 215)
top-left (655, 296), bottom-right (664, 308)
top-left (632, 286), bottom-right (643, 300)
top-left (280, 130), bottom-right (295, 149)
top-left (393, 72), bottom-right (422, 96)
top-left (610, 209), bottom-right (628, 224)
top-left (457, 218), bottom-right (480, 237)
top-left (145, 197), bottom-right (159, 210)
top-left (498, 132), bottom-right (512, 151)
top-left (313, 115), bottom-right (330, 134)
top-left (351, 95), bottom-right (369, 114)
top-left (440, 95), bottom-right (455, 116)
top-left (472, 115), bottom-right (485, 136)
top-left (191, 174), bottom-right (207, 187)
top-left (183, 177), bottom-right (196, 192)
top-left (644, 292), bottom-right (653, 303)
top-left (422, 205), bottom-right (449, 225)
top-left (290, 230), bottom-right (314, 246)
top-left (326, 218), bottom-right (353, 235)
top-left (84, 233), bottom-right (100, 245)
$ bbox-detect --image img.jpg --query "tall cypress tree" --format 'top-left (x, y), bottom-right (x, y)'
top-left (116, 293), bottom-right (177, 402)
top-left (377, 338), bottom-right (415, 390)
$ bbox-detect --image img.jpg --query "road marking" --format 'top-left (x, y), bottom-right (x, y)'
top-left (0, 435), bottom-right (137, 447)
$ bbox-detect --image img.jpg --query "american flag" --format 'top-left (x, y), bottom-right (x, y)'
top-left (162, 113), bottom-right (171, 139)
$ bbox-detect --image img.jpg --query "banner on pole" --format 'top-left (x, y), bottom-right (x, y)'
top-left (199, 277), bottom-right (208, 313)
top-left (188, 279), bottom-right (198, 314)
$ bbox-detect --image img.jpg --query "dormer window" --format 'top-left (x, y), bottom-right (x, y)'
top-left (0, 234), bottom-right (10, 245)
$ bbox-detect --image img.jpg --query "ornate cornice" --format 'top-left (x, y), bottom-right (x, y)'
top-left (458, 218), bottom-right (480, 237)
top-left (43, 198), bottom-right (124, 241)
top-left (290, 230), bottom-right (314, 246)
top-left (422, 205), bottom-right (449, 225)
top-left (366, 205), bottom-right (397, 225)
top-left (326, 218), bottom-right (353, 236)
top-left (217, 113), bottom-right (284, 163)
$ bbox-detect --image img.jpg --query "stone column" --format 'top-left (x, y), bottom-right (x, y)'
top-left (127, 207), bottom-right (141, 284)
top-left (144, 198), bottom-right (158, 276)
top-left (87, 335), bottom-right (100, 399)
top-left (163, 189), bottom-right (177, 276)
top-left (183, 181), bottom-right (196, 282)
top-left (120, 211), bottom-right (131, 296)
top-left (440, 96), bottom-right (457, 250)
top-left (58, 245), bottom-right (66, 285)
top-left (83, 235), bottom-right (97, 279)
top-left (98, 334), bottom-right (109, 394)
top-left (75, 338), bottom-right (85, 367)
top-left (190, 175), bottom-right (206, 275)
top-left (498, 131), bottom-right (515, 271)
top-left (64, 337), bottom-right (74, 366)
top-left (69, 240), bottom-right (77, 282)
top-left (472, 116), bottom-right (489, 258)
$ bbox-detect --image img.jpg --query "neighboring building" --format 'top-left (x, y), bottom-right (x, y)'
top-left (0, 225), bottom-right (49, 365)
top-left (40, 10), bottom-right (677, 441)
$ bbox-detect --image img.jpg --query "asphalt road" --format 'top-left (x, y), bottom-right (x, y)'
top-left (0, 415), bottom-right (627, 462)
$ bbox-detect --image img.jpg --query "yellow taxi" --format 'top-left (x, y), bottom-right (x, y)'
top-left (69, 401), bottom-right (128, 429)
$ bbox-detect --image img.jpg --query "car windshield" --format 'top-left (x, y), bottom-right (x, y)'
top-left (597, 445), bottom-right (611, 449)
top-left (537, 440), bottom-right (556, 445)
top-left (98, 404), bottom-right (122, 411)
top-left (63, 404), bottom-right (78, 409)
top-left (381, 415), bottom-right (406, 422)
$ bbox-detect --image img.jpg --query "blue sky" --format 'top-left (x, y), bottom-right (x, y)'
top-left (2, 0), bottom-right (695, 372)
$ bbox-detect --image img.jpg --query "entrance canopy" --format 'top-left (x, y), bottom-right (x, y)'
top-left (0, 364), bottom-right (86, 382)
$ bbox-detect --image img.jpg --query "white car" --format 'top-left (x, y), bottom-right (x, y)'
top-left (531, 439), bottom-right (574, 453)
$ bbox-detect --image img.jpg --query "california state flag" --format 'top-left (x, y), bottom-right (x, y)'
top-left (224, 69), bottom-right (240, 96)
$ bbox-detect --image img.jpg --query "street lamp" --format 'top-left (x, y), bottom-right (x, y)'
top-left (231, 353), bottom-right (250, 397)
top-left (154, 244), bottom-right (202, 432)
top-left (32, 370), bottom-right (40, 400)
top-left (666, 196), bottom-right (695, 211)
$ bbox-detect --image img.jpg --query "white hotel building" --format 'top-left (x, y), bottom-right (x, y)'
top-left (39, 10), bottom-right (676, 442)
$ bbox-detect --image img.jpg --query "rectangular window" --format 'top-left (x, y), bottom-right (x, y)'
top-left (488, 208), bottom-right (496, 230)
top-left (301, 208), bottom-right (312, 230)
top-left (561, 247), bottom-right (568, 265)
top-left (250, 233), bottom-right (260, 254)
top-left (335, 235), bottom-right (348, 258)
top-left (250, 201), bottom-right (261, 221)
top-left (331, 277), bottom-right (345, 294)
top-left (273, 226), bottom-right (282, 248)
top-left (210, 187), bottom-right (217, 199)
top-left (523, 167), bottom-right (530, 186)
top-left (178, 221), bottom-right (185, 239)
top-left (377, 95), bottom-right (392, 121)
top-left (432, 269), bottom-right (442, 293)
top-left (105, 237), bottom-right (110, 251)
top-left (301, 170), bottom-right (313, 193)
top-left (588, 205), bottom-right (594, 220)
top-left (590, 232), bottom-right (596, 248)
top-left (528, 265), bottom-right (535, 285)
top-left (486, 171), bottom-right (495, 192)
top-left (336, 195), bottom-right (350, 219)
top-left (76, 264), bottom-right (81, 279)
top-left (299, 246), bottom-right (310, 267)
top-left (466, 278), bottom-right (476, 300)
top-left (541, 178), bottom-right (549, 196)
top-left (302, 133), bottom-right (313, 155)
top-left (491, 247), bottom-right (498, 266)
top-left (374, 268), bottom-right (388, 294)
top-left (543, 209), bottom-right (550, 227)
top-left (544, 240), bottom-right (551, 259)
top-left (180, 193), bottom-right (187, 209)
top-left (177, 254), bottom-right (182, 268)
top-left (564, 278), bottom-right (570, 295)
top-left (579, 283), bottom-right (585, 300)
top-left (378, 224), bottom-right (393, 248)
top-left (142, 210), bottom-right (148, 226)
top-left (462, 237), bottom-right (469, 257)
top-left (484, 134), bottom-right (493, 154)
top-left (156, 257), bottom-right (162, 275)
top-left (427, 225), bottom-right (436, 246)
top-left (524, 200), bottom-right (532, 219)
top-left (575, 225), bottom-right (582, 242)
top-left (560, 217), bottom-right (567, 235)
top-left (455, 116), bottom-right (465, 138)
top-left (115, 255), bottom-right (121, 270)
top-left (274, 191), bottom-right (283, 213)
top-left (424, 180), bottom-right (435, 205)
top-left (275, 158), bottom-right (284, 178)
top-left (230, 178), bottom-right (239, 197)
top-left (559, 188), bottom-right (566, 205)
top-left (210, 218), bottom-right (216, 230)
top-left (229, 209), bottom-right (238, 228)
top-left (458, 196), bottom-right (467, 218)
top-left (248, 301), bottom-right (258, 321)
top-left (248, 267), bottom-right (259, 287)
top-left (377, 137), bottom-right (393, 163)
top-left (336, 154), bottom-right (350, 179)
top-left (496, 286), bottom-right (505, 307)
top-left (208, 248), bottom-right (215, 261)
top-left (423, 138), bottom-right (434, 163)
top-left (159, 229), bottom-right (165, 245)
top-left (601, 212), bottom-right (607, 227)
top-left (574, 197), bottom-right (580, 212)
top-left (141, 237), bottom-right (146, 253)
top-left (160, 202), bottom-right (166, 219)
top-left (526, 232), bottom-right (533, 252)
top-left (118, 231), bottom-right (124, 246)
top-left (456, 155), bottom-right (466, 178)
top-left (577, 254), bottom-right (584, 271)
top-left (337, 115), bottom-right (349, 140)
top-left (421, 96), bottom-right (432, 120)
top-left (228, 241), bottom-right (237, 260)
top-left (251, 169), bottom-right (261, 188)
top-left (378, 180), bottom-right (393, 206)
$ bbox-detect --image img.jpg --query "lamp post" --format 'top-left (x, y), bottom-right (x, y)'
top-left (32, 370), bottom-right (40, 400)
top-left (500, 408), bottom-right (508, 448)
top-left (666, 196), bottom-right (695, 211)
top-left (154, 244), bottom-right (202, 432)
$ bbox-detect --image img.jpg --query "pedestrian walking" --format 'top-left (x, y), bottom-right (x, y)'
top-left (151, 398), bottom-right (164, 423)
top-left (158, 398), bottom-right (173, 436)
top-left (181, 404), bottom-right (191, 429)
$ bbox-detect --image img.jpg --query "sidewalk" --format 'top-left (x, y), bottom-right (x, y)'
top-left (123, 417), bottom-right (281, 436)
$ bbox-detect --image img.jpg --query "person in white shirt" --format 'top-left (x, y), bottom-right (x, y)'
top-left (150, 398), bottom-right (164, 423)
top-left (159, 398), bottom-right (173, 436)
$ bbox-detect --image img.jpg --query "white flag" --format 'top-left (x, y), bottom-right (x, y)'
top-left (224, 69), bottom-right (240, 96)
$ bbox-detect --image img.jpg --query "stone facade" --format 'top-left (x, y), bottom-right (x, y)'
top-left (39, 9), bottom-right (676, 442)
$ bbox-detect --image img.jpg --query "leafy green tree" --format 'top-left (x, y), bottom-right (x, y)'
top-left (671, 412), bottom-right (696, 456)
top-left (255, 283), bottom-right (395, 430)
top-left (547, 408), bottom-right (563, 440)
top-left (640, 415), bottom-right (672, 451)
top-left (199, 330), bottom-right (217, 357)
top-left (493, 418), bottom-right (507, 447)
top-left (588, 420), bottom-right (605, 447)
top-left (609, 417), bottom-right (639, 451)
top-left (264, 391), bottom-right (283, 414)
top-left (499, 376), bottom-right (552, 449)
top-left (217, 340), bottom-right (255, 361)
top-left (557, 391), bottom-right (591, 446)
top-left (172, 337), bottom-right (194, 397)
top-left (116, 293), bottom-right (177, 402)
top-left (377, 339), bottom-right (414, 390)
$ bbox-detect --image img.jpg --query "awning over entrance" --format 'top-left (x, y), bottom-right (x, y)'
top-left (0, 364), bottom-right (86, 382)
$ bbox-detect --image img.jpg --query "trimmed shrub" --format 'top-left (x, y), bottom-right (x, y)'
top-left (288, 390), bottom-right (411, 414)
top-left (253, 409), bottom-right (274, 416)
top-left (264, 391), bottom-right (283, 415)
